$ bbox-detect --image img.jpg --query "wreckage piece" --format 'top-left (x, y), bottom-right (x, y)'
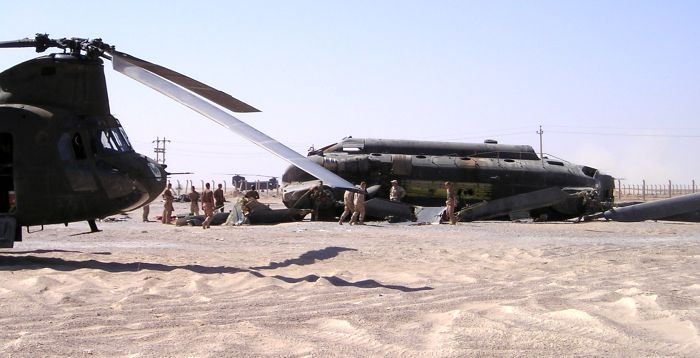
top-left (363, 198), bottom-right (445, 224)
top-left (175, 201), bottom-right (311, 227)
top-left (603, 192), bottom-right (700, 222)
top-left (176, 212), bottom-right (230, 226)
top-left (364, 198), bottom-right (416, 221)
top-left (457, 187), bottom-right (572, 222)
top-left (243, 200), bottom-right (311, 224)
top-left (413, 206), bottom-right (446, 224)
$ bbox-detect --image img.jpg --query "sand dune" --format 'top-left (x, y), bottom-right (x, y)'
top-left (1, 201), bottom-right (699, 357)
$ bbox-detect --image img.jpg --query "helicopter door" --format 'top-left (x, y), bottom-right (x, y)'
top-left (0, 133), bottom-right (13, 213)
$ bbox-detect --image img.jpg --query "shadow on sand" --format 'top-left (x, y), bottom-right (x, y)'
top-left (0, 247), bottom-right (432, 293)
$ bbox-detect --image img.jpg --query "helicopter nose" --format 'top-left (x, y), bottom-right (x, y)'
top-left (142, 158), bottom-right (168, 197)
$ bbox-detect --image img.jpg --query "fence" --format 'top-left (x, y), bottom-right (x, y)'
top-left (617, 180), bottom-right (696, 201)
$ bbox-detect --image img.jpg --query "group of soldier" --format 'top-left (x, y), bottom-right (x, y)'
top-left (156, 182), bottom-right (227, 229)
top-left (151, 178), bottom-right (458, 226)
top-left (337, 181), bottom-right (368, 225)
top-left (337, 179), bottom-right (457, 225)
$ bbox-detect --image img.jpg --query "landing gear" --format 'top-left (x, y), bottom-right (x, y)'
top-left (87, 219), bottom-right (101, 233)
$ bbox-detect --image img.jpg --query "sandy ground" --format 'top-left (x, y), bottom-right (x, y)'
top-left (1, 200), bottom-right (699, 357)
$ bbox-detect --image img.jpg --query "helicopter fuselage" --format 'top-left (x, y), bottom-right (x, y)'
top-left (0, 53), bottom-right (166, 247)
top-left (282, 137), bottom-right (615, 220)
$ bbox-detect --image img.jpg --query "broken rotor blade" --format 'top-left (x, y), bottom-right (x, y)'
top-left (109, 51), bottom-right (357, 191)
top-left (603, 192), bottom-right (700, 222)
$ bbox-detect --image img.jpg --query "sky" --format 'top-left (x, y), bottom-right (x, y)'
top-left (2, 1), bottom-right (699, 189)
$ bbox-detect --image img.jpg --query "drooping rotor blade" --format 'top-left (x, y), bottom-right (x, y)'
top-left (110, 50), bottom-right (259, 113)
top-left (109, 51), bottom-right (357, 191)
top-left (603, 192), bottom-right (700, 222)
top-left (458, 187), bottom-right (571, 221)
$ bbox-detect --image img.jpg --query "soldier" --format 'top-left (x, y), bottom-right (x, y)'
top-left (349, 181), bottom-right (367, 225)
top-left (309, 182), bottom-right (330, 221)
top-left (189, 185), bottom-right (200, 216)
top-left (338, 189), bottom-right (355, 225)
top-left (445, 181), bottom-right (457, 224)
top-left (389, 179), bottom-right (406, 202)
top-left (201, 182), bottom-right (215, 229)
top-left (162, 183), bottom-right (174, 224)
top-left (214, 183), bottom-right (226, 212)
top-left (142, 204), bottom-right (150, 222)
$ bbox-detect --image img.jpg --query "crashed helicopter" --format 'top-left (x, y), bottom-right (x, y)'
top-left (281, 137), bottom-right (617, 222)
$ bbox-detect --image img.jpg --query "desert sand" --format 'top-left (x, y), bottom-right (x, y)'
top-left (1, 199), bottom-right (699, 357)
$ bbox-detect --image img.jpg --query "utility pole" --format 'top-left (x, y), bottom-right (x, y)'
top-left (152, 137), bottom-right (171, 164)
top-left (536, 125), bottom-right (544, 161)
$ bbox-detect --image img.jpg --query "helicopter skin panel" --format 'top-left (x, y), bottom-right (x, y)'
top-left (110, 52), bottom-right (358, 192)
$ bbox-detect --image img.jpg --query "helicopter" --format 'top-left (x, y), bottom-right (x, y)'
top-left (280, 137), bottom-right (617, 222)
top-left (230, 174), bottom-right (279, 191)
top-left (0, 34), bottom-right (359, 248)
top-left (0, 33), bottom-right (619, 245)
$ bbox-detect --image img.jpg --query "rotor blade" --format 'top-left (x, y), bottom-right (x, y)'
top-left (603, 192), bottom-right (700, 222)
top-left (109, 51), bottom-right (357, 191)
top-left (110, 50), bottom-right (259, 113)
top-left (0, 38), bottom-right (37, 48)
top-left (0, 34), bottom-right (58, 52)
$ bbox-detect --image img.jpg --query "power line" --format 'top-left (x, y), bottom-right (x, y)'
top-left (548, 130), bottom-right (700, 138)
top-left (152, 137), bottom-right (171, 164)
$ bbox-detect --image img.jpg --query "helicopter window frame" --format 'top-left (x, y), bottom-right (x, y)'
top-left (96, 128), bottom-right (133, 153)
top-left (99, 131), bottom-right (119, 152)
top-left (116, 127), bottom-right (133, 149)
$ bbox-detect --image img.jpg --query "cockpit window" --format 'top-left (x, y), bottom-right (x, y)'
top-left (94, 127), bottom-right (133, 153)
top-left (117, 127), bottom-right (132, 148)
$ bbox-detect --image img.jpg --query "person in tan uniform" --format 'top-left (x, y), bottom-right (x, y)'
top-left (349, 181), bottom-right (367, 225)
top-left (338, 189), bottom-right (355, 225)
top-left (162, 183), bottom-right (174, 224)
top-left (389, 179), bottom-right (406, 202)
top-left (189, 186), bottom-right (200, 216)
top-left (214, 183), bottom-right (226, 212)
top-left (201, 182), bottom-right (215, 229)
top-left (142, 204), bottom-right (150, 222)
top-left (444, 181), bottom-right (457, 224)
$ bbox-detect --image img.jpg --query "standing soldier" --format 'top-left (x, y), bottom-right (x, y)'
top-left (189, 185), bottom-right (200, 216)
top-left (444, 181), bottom-right (457, 224)
top-left (389, 179), bottom-right (406, 202)
top-left (201, 182), bottom-right (215, 229)
top-left (349, 181), bottom-right (367, 225)
top-left (338, 189), bottom-right (355, 225)
top-left (142, 204), bottom-right (150, 222)
top-left (162, 183), bottom-right (174, 224)
top-left (214, 183), bottom-right (226, 212)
